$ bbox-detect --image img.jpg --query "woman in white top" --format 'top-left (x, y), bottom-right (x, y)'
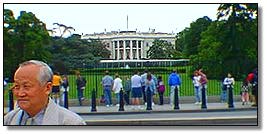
top-left (223, 73), bottom-right (235, 89)
top-left (112, 73), bottom-right (123, 106)
top-left (192, 71), bottom-right (201, 104)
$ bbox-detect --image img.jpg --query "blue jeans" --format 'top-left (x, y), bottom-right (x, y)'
top-left (77, 88), bottom-right (84, 106)
top-left (221, 89), bottom-right (227, 102)
top-left (194, 86), bottom-right (201, 102)
top-left (104, 86), bottom-right (112, 105)
top-left (115, 93), bottom-right (120, 104)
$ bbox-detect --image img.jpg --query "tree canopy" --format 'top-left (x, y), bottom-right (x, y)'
top-left (4, 9), bottom-right (52, 78)
top-left (4, 9), bottom-right (110, 77)
top-left (190, 4), bottom-right (257, 79)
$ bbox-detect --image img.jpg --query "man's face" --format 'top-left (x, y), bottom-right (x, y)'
top-left (13, 64), bottom-right (51, 116)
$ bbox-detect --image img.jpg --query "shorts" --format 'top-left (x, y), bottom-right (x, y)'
top-left (52, 86), bottom-right (60, 93)
top-left (131, 87), bottom-right (142, 98)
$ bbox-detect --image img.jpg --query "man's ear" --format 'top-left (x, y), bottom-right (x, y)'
top-left (44, 82), bottom-right (52, 95)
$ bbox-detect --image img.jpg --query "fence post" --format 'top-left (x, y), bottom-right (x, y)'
top-left (119, 89), bottom-right (125, 111)
top-left (174, 86), bottom-right (179, 110)
top-left (146, 88), bottom-right (152, 110)
top-left (228, 86), bottom-right (234, 108)
top-left (91, 89), bottom-right (97, 112)
top-left (63, 89), bottom-right (69, 109)
top-left (201, 85), bottom-right (207, 109)
top-left (9, 89), bottom-right (14, 112)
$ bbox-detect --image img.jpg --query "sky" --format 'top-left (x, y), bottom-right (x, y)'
top-left (4, 4), bottom-right (220, 36)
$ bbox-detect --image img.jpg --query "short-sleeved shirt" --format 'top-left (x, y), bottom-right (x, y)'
top-left (102, 75), bottom-right (113, 87)
top-left (131, 74), bottom-right (142, 88)
top-left (52, 75), bottom-right (62, 86)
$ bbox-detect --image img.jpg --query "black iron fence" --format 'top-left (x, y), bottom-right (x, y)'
top-left (4, 65), bottom-right (243, 101)
top-left (66, 66), bottom-right (242, 100)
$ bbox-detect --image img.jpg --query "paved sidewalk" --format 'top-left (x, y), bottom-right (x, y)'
top-left (4, 101), bottom-right (257, 115)
top-left (68, 101), bottom-right (256, 114)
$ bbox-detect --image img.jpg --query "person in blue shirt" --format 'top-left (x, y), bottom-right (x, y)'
top-left (101, 70), bottom-right (113, 107)
top-left (145, 72), bottom-right (156, 106)
top-left (168, 69), bottom-right (182, 106)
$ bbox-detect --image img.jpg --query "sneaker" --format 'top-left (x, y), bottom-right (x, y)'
top-left (194, 102), bottom-right (199, 105)
top-left (242, 102), bottom-right (245, 105)
top-left (145, 102), bottom-right (147, 105)
top-left (116, 104), bottom-right (120, 106)
top-left (81, 97), bottom-right (85, 101)
top-left (152, 102), bottom-right (155, 106)
top-left (106, 105), bottom-right (110, 107)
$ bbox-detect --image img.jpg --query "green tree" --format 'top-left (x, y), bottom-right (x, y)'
top-left (175, 16), bottom-right (212, 58)
top-left (148, 39), bottom-right (175, 59)
top-left (4, 9), bottom-right (51, 78)
top-left (191, 4), bottom-right (257, 79)
top-left (49, 34), bottom-right (111, 72)
top-left (175, 28), bottom-right (189, 58)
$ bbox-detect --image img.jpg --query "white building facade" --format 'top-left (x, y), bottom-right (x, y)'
top-left (81, 30), bottom-right (176, 60)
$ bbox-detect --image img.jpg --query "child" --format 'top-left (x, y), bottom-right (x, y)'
top-left (241, 79), bottom-right (250, 105)
top-left (157, 76), bottom-right (165, 105)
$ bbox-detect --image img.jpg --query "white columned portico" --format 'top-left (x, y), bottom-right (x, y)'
top-left (116, 41), bottom-right (120, 60)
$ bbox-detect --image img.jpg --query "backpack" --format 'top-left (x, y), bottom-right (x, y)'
top-left (158, 81), bottom-right (165, 92)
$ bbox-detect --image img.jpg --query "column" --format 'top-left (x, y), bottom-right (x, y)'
top-left (130, 40), bottom-right (133, 60)
top-left (117, 41), bottom-right (120, 60)
top-left (136, 40), bottom-right (139, 60)
top-left (112, 41), bottom-right (116, 59)
top-left (123, 40), bottom-right (126, 60)
top-left (140, 40), bottom-right (143, 59)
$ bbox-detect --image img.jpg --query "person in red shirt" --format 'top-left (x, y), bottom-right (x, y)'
top-left (246, 70), bottom-right (258, 107)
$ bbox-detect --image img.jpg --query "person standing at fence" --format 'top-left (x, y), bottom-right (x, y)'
top-left (76, 72), bottom-right (86, 106)
top-left (157, 76), bottom-right (165, 105)
top-left (102, 70), bottom-right (113, 107)
top-left (151, 72), bottom-right (158, 106)
top-left (131, 71), bottom-right (142, 109)
top-left (141, 70), bottom-right (148, 104)
top-left (168, 69), bottom-right (182, 106)
top-left (61, 75), bottom-right (69, 107)
top-left (4, 60), bottom-right (86, 125)
top-left (112, 73), bottom-right (123, 106)
top-left (223, 73), bottom-right (235, 105)
top-left (51, 72), bottom-right (62, 105)
top-left (241, 79), bottom-right (250, 105)
top-left (145, 73), bottom-right (156, 106)
top-left (198, 69), bottom-right (208, 103)
top-left (192, 71), bottom-right (201, 105)
top-left (123, 76), bottom-right (131, 105)
top-left (246, 69), bottom-right (258, 107)
top-left (220, 76), bottom-right (227, 103)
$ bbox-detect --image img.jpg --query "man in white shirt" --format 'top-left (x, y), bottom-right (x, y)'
top-left (131, 71), bottom-right (142, 109)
